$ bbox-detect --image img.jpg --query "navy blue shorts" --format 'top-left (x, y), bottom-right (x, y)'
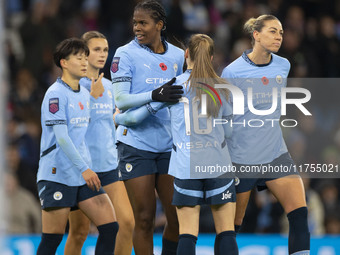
top-left (98, 169), bottom-right (121, 186)
top-left (172, 177), bottom-right (236, 206)
top-left (234, 152), bottom-right (297, 193)
top-left (117, 142), bottom-right (171, 180)
top-left (37, 181), bottom-right (105, 210)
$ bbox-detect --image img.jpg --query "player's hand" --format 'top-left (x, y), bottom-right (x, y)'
top-left (90, 73), bottom-right (105, 99)
top-left (82, 169), bottom-right (101, 191)
top-left (151, 78), bottom-right (183, 103)
top-left (113, 107), bottom-right (120, 127)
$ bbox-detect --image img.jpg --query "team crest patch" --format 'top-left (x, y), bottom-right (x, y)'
top-left (276, 75), bottom-right (283, 84)
top-left (53, 191), bottom-right (63, 200)
top-left (125, 163), bottom-right (133, 172)
top-left (111, 57), bottom-right (120, 73)
top-left (49, 98), bottom-right (59, 114)
top-left (173, 63), bottom-right (178, 73)
top-left (108, 90), bottom-right (112, 98)
top-left (234, 176), bottom-right (240, 186)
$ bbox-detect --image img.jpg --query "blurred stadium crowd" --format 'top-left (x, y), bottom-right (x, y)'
top-left (4, 0), bottom-right (340, 235)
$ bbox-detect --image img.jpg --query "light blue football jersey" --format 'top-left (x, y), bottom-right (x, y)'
top-left (168, 70), bottom-right (233, 179)
top-left (37, 78), bottom-right (91, 186)
top-left (221, 50), bottom-right (290, 164)
top-left (80, 77), bottom-right (118, 172)
top-left (111, 38), bottom-right (184, 152)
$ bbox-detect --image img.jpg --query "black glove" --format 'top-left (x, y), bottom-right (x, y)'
top-left (151, 78), bottom-right (183, 102)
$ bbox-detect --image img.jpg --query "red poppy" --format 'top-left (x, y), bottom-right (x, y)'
top-left (79, 102), bottom-right (84, 110)
top-left (159, 63), bottom-right (167, 71)
top-left (261, 76), bottom-right (269, 85)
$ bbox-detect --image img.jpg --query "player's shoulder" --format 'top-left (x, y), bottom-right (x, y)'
top-left (272, 53), bottom-right (290, 68)
top-left (167, 42), bottom-right (184, 54)
top-left (221, 56), bottom-right (243, 78)
top-left (102, 77), bottom-right (112, 89)
top-left (45, 80), bottom-right (65, 96)
top-left (116, 40), bottom-right (138, 54)
top-left (175, 70), bottom-right (190, 85)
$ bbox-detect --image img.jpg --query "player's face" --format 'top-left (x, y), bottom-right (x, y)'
top-left (87, 38), bottom-right (109, 70)
top-left (63, 52), bottom-right (88, 79)
top-left (133, 9), bottom-right (163, 46)
top-left (255, 19), bottom-right (283, 53)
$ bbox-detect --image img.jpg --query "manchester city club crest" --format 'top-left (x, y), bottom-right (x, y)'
top-left (276, 75), bottom-right (283, 84)
top-left (125, 163), bottom-right (133, 172)
top-left (173, 63), bottom-right (178, 73)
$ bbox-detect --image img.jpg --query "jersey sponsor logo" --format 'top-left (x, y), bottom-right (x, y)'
top-left (79, 102), bottom-right (84, 110)
top-left (92, 103), bottom-right (113, 110)
top-left (159, 63), bottom-right (167, 71)
top-left (276, 75), bottom-right (283, 84)
top-left (222, 190), bottom-right (232, 200)
top-left (145, 77), bottom-right (171, 84)
top-left (261, 76), bottom-right (269, 85)
top-left (53, 191), bottom-right (63, 200)
top-left (49, 98), bottom-right (59, 114)
top-left (125, 163), bottom-right (133, 172)
top-left (111, 57), bottom-right (120, 73)
top-left (70, 116), bottom-right (90, 125)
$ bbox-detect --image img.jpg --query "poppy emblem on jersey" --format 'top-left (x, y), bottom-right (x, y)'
top-left (111, 57), bottom-right (120, 73)
top-left (261, 76), bottom-right (269, 85)
top-left (276, 75), bottom-right (283, 84)
top-left (125, 163), bottom-right (133, 172)
top-left (49, 98), bottom-right (59, 114)
top-left (159, 63), bottom-right (167, 71)
top-left (79, 102), bottom-right (84, 110)
top-left (53, 191), bottom-right (63, 200)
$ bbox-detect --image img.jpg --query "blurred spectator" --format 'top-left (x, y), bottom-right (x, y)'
top-left (7, 142), bottom-right (38, 198)
top-left (4, 171), bottom-right (41, 234)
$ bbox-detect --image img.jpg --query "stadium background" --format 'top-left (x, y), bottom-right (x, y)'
top-left (2, 0), bottom-right (340, 254)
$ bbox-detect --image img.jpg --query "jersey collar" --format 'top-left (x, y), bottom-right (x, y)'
top-left (242, 49), bottom-right (273, 67)
top-left (57, 77), bottom-right (80, 92)
top-left (134, 37), bottom-right (168, 54)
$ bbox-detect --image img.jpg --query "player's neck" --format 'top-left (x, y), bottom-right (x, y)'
top-left (61, 73), bottom-right (80, 91)
top-left (149, 38), bottom-right (164, 54)
top-left (86, 67), bottom-right (100, 80)
top-left (247, 48), bottom-right (271, 65)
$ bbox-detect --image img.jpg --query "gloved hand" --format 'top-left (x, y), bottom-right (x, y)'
top-left (152, 78), bottom-right (183, 102)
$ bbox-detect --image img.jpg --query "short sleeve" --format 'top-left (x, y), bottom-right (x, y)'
top-left (43, 90), bottom-right (67, 126)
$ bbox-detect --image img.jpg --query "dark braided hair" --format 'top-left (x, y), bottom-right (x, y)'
top-left (134, 0), bottom-right (167, 37)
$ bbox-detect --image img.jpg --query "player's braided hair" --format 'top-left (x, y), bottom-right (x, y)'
top-left (135, 0), bottom-right (167, 36)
